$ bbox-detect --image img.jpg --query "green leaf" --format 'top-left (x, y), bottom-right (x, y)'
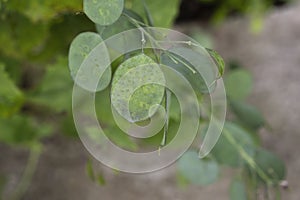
top-left (177, 150), bottom-right (219, 186)
top-left (68, 32), bottom-right (111, 92)
top-left (0, 64), bottom-right (24, 118)
top-left (254, 148), bottom-right (286, 183)
top-left (230, 179), bottom-right (248, 200)
top-left (6, 0), bottom-right (82, 22)
top-left (206, 48), bottom-right (225, 77)
top-left (225, 69), bottom-right (253, 100)
top-left (142, 0), bottom-right (154, 26)
top-left (126, 0), bottom-right (181, 27)
top-left (0, 115), bottom-right (52, 145)
top-left (111, 54), bottom-right (165, 122)
top-left (96, 9), bottom-right (142, 39)
top-left (211, 122), bottom-right (255, 167)
top-left (29, 57), bottom-right (73, 112)
top-left (86, 159), bottom-right (95, 181)
top-left (96, 174), bottom-right (106, 186)
top-left (104, 126), bottom-right (138, 151)
top-left (230, 100), bottom-right (265, 130)
top-left (84, 0), bottom-right (124, 25)
top-left (0, 13), bottom-right (49, 59)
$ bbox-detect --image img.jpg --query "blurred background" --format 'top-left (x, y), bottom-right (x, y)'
top-left (0, 0), bottom-right (299, 199)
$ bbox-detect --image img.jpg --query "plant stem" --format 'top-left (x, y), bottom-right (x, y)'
top-left (10, 144), bottom-right (42, 200)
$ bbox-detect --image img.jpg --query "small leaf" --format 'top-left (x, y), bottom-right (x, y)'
top-left (225, 69), bottom-right (253, 100)
top-left (84, 0), bottom-right (124, 25)
top-left (97, 174), bottom-right (106, 186)
top-left (86, 159), bottom-right (95, 181)
top-left (111, 54), bottom-right (165, 122)
top-left (230, 100), bottom-right (265, 130)
top-left (177, 150), bottom-right (219, 186)
top-left (211, 122), bottom-right (255, 167)
top-left (68, 32), bottom-right (111, 92)
top-left (206, 48), bottom-right (225, 77)
top-left (230, 179), bottom-right (248, 200)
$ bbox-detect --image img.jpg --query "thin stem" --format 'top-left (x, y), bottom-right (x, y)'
top-left (10, 144), bottom-right (42, 200)
top-left (123, 13), bottom-right (200, 75)
top-left (161, 89), bottom-right (171, 146)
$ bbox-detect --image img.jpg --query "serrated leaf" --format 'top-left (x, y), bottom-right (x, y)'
top-left (206, 48), bottom-right (225, 77)
top-left (177, 150), bottom-right (219, 186)
top-left (230, 100), bottom-right (265, 130)
top-left (84, 0), bottom-right (124, 25)
top-left (225, 69), bottom-right (253, 100)
top-left (111, 54), bottom-right (165, 122)
top-left (0, 115), bottom-right (52, 145)
top-left (0, 64), bottom-right (24, 118)
top-left (30, 57), bottom-right (73, 112)
top-left (68, 32), bottom-right (111, 92)
top-left (230, 179), bottom-right (247, 200)
top-left (211, 122), bottom-right (255, 167)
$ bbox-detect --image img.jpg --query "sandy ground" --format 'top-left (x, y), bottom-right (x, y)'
top-left (1, 2), bottom-right (300, 200)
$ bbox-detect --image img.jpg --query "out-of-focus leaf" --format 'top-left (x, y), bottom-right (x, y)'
top-left (190, 29), bottom-right (213, 48)
top-left (96, 174), bottom-right (106, 186)
top-left (126, 0), bottom-right (181, 27)
top-left (0, 13), bottom-right (48, 59)
top-left (29, 57), bottom-right (73, 112)
top-left (86, 159), bottom-right (95, 181)
top-left (230, 178), bottom-right (248, 200)
top-left (6, 0), bottom-right (82, 22)
top-left (0, 64), bottom-right (24, 118)
top-left (176, 171), bottom-right (189, 188)
top-left (230, 100), bottom-right (265, 130)
top-left (177, 150), bottom-right (219, 186)
top-left (254, 148), bottom-right (286, 183)
top-left (0, 115), bottom-right (52, 145)
top-left (225, 69), bottom-right (253, 100)
top-left (96, 9), bottom-right (143, 40)
top-left (212, 122), bottom-right (255, 167)
top-left (61, 114), bottom-right (78, 138)
top-left (111, 54), bottom-right (165, 122)
top-left (39, 14), bottom-right (95, 62)
top-left (84, 0), bottom-right (124, 25)
top-left (142, 0), bottom-right (154, 26)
